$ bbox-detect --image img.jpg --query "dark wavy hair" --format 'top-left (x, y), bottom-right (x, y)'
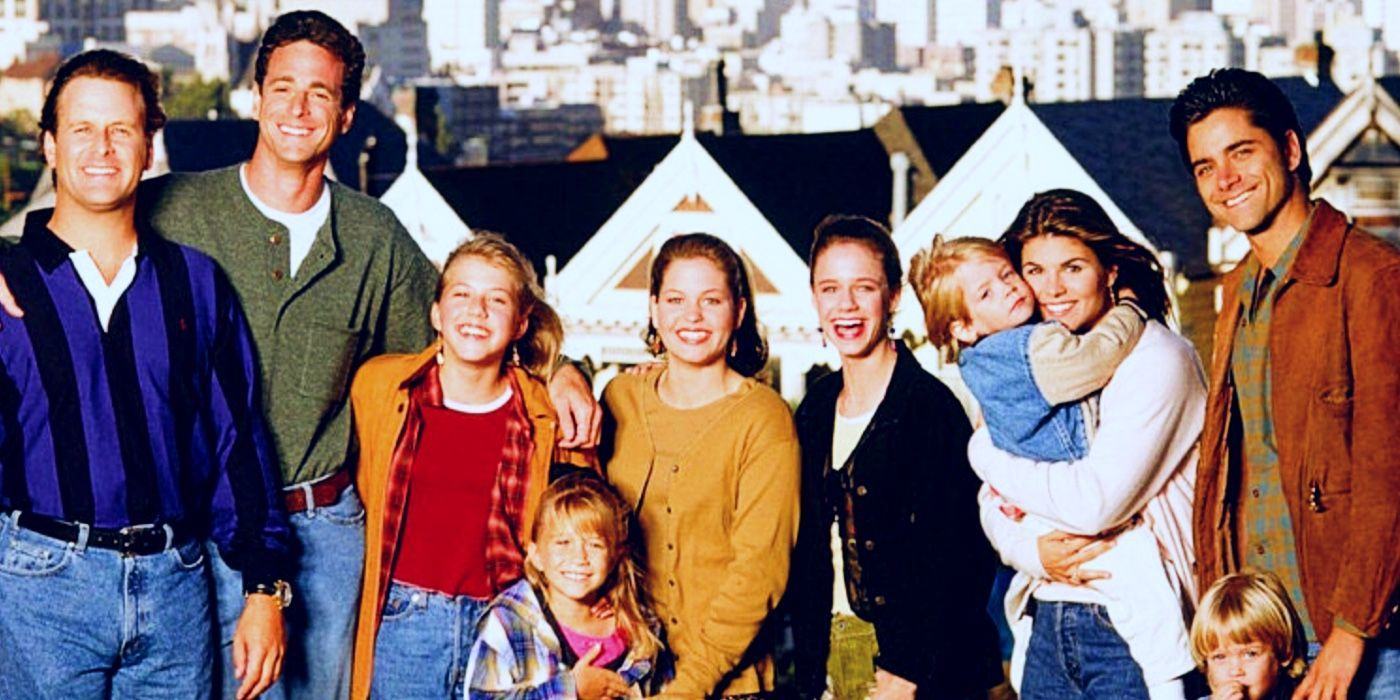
top-left (644, 233), bottom-right (768, 377)
top-left (999, 190), bottom-right (1173, 324)
top-left (40, 49), bottom-right (166, 140)
top-left (255, 10), bottom-right (365, 108)
top-left (1169, 68), bottom-right (1311, 192)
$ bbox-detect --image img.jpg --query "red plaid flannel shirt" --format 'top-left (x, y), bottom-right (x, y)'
top-left (376, 362), bottom-right (535, 601)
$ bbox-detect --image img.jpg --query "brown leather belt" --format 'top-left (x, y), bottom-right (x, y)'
top-left (283, 469), bottom-right (352, 514)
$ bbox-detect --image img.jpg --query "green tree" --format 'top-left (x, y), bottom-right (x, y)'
top-left (163, 74), bottom-right (231, 120)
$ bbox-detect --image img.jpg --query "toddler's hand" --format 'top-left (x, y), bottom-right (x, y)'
top-left (574, 645), bottom-right (630, 699)
top-left (1210, 680), bottom-right (1245, 700)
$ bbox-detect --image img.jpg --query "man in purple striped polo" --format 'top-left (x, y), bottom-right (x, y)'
top-left (0, 50), bottom-right (292, 700)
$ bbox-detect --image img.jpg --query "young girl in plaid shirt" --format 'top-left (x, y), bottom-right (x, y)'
top-left (466, 475), bottom-right (665, 698)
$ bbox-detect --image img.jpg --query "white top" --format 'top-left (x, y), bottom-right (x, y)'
top-left (239, 164), bottom-right (330, 278)
top-left (69, 246), bottom-right (138, 331)
top-left (828, 406), bottom-right (876, 617)
top-left (969, 321), bottom-right (1206, 687)
top-left (442, 387), bottom-right (513, 414)
top-left (831, 407), bottom-right (875, 471)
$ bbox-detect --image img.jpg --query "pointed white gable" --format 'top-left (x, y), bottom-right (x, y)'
top-left (888, 101), bottom-right (1165, 395)
top-left (383, 164), bottom-right (472, 267)
top-left (892, 100), bottom-right (1157, 276)
top-left (554, 130), bottom-right (815, 331)
top-left (552, 130), bottom-right (826, 399)
top-left (1308, 76), bottom-right (1400, 185)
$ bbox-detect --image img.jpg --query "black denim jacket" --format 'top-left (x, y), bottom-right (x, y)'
top-left (782, 342), bottom-right (1003, 698)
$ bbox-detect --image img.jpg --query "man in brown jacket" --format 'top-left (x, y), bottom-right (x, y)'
top-left (1169, 69), bottom-right (1399, 699)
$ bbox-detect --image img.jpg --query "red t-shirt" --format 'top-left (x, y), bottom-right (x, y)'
top-left (393, 392), bottom-right (511, 597)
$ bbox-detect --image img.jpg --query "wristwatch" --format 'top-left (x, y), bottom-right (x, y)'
top-left (246, 580), bottom-right (293, 610)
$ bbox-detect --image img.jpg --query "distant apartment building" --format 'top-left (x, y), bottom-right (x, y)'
top-left (124, 2), bottom-right (230, 80)
top-left (41, 0), bottom-right (155, 45)
top-left (0, 0), bottom-right (45, 69)
top-left (414, 82), bottom-right (603, 164)
top-left (1143, 11), bottom-right (1234, 98)
top-left (423, 0), bottom-right (497, 74)
top-left (361, 0), bottom-right (430, 83)
top-left (619, 0), bottom-right (681, 41)
top-left (976, 25), bottom-right (1094, 103)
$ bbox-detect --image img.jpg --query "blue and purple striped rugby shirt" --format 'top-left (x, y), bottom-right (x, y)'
top-left (0, 209), bottom-right (291, 590)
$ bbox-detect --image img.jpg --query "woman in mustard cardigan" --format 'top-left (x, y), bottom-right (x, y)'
top-left (347, 233), bottom-right (594, 699)
top-left (603, 233), bottom-right (801, 698)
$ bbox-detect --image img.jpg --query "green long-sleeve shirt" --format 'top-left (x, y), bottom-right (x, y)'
top-left (140, 165), bottom-right (437, 486)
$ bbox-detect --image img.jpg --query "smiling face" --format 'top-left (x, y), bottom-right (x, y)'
top-left (529, 522), bottom-right (611, 605)
top-left (1020, 235), bottom-right (1116, 332)
top-left (42, 76), bottom-right (151, 216)
top-left (649, 256), bottom-right (745, 371)
top-left (1187, 107), bottom-right (1302, 236)
top-left (812, 241), bottom-right (898, 360)
top-left (948, 254), bottom-right (1034, 344)
top-left (1205, 641), bottom-right (1281, 700)
top-left (252, 40), bottom-right (355, 169)
top-left (431, 255), bottom-right (527, 370)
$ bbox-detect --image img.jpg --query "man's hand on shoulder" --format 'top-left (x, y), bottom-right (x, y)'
top-left (549, 362), bottom-right (600, 449)
top-left (233, 594), bottom-right (286, 700)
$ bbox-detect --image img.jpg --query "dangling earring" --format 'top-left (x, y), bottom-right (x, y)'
top-left (729, 338), bottom-right (738, 358)
top-left (820, 330), bottom-right (827, 348)
top-left (511, 342), bottom-right (522, 366)
top-left (435, 348), bottom-right (445, 365)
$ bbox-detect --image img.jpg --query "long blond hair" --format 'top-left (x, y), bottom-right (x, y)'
top-left (438, 232), bottom-right (562, 378)
top-left (525, 475), bottom-right (662, 659)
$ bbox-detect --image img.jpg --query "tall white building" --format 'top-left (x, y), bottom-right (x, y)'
top-left (934, 0), bottom-right (987, 47)
top-left (874, 0), bottom-right (932, 50)
top-left (422, 0), bottom-right (497, 74)
top-left (272, 0), bottom-right (390, 30)
top-left (976, 25), bottom-right (1094, 102)
top-left (619, 0), bottom-right (681, 40)
top-left (125, 1), bottom-right (231, 80)
top-left (1143, 11), bottom-right (1233, 98)
top-left (0, 0), bottom-right (44, 70)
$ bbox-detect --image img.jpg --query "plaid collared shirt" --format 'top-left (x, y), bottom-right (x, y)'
top-left (376, 361), bottom-right (534, 607)
top-left (1231, 218), bottom-right (1316, 643)
top-left (467, 580), bottom-right (659, 698)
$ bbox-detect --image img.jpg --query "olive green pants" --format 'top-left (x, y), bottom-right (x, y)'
top-left (827, 614), bottom-right (879, 700)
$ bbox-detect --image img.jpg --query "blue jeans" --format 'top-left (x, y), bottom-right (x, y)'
top-left (1307, 640), bottom-right (1400, 699)
top-left (371, 580), bottom-right (490, 699)
top-left (1022, 600), bottom-right (1151, 699)
top-left (0, 512), bottom-right (213, 699)
top-left (210, 484), bottom-right (366, 700)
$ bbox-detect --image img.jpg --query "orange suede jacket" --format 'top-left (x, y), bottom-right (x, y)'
top-left (347, 344), bottom-right (595, 699)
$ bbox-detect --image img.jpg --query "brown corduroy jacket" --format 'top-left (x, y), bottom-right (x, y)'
top-left (1193, 200), bottom-right (1400, 642)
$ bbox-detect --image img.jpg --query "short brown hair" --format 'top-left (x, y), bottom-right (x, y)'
top-left (40, 49), bottom-right (166, 142)
top-left (255, 10), bottom-right (365, 108)
top-left (1190, 570), bottom-right (1308, 679)
top-left (909, 236), bottom-right (1011, 364)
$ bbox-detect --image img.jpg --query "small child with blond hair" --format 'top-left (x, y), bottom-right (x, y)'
top-left (910, 235), bottom-right (1196, 697)
top-left (1191, 571), bottom-right (1308, 700)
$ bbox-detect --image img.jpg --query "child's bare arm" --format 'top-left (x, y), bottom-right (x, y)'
top-left (1026, 300), bottom-right (1147, 405)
